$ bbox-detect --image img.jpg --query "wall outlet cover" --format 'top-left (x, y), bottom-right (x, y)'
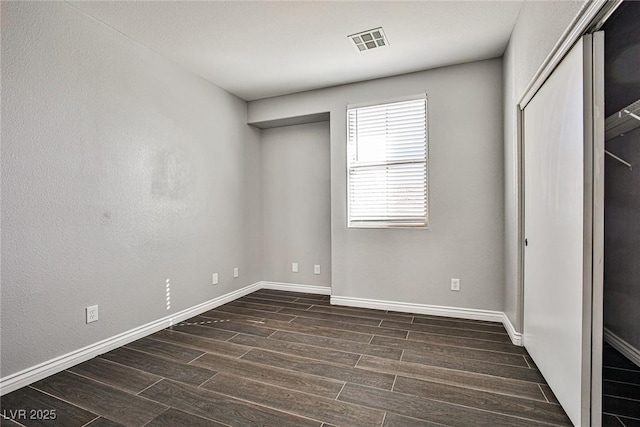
top-left (86, 305), bottom-right (98, 323)
top-left (292, 262), bottom-right (299, 273)
top-left (451, 278), bottom-right (461, 291)
top-left (233, 267), bottom-right (239, 278)
top-left (212, 273), bottom-right (219, 285)
top-left (314, 264), bottom-right (321, 275)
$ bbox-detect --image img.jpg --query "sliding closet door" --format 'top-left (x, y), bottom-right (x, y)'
top-left (523, 34), bottom-right (599, 426)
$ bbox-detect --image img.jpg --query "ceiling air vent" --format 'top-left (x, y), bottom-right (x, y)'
top-left (348, 27), bottom-right (388, 52)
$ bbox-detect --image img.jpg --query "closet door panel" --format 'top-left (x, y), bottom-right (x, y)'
top-left (523, 35), bottom-right (594, 427)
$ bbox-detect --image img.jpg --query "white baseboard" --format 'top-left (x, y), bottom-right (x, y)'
top-left (1, 281), bottom-right (524, 395)
top-left (259, 281), bottom-right (331, 295)
top-left (502, 313), bottom-right (523, 347)
top-left (604, 328), bottom-right (640, 368)
top-left (0, 282), bottom-right (262, 396)
top-left (330, 295), bottom-right (504, 322)
top-left (330, 295), bottom-right (522, 347)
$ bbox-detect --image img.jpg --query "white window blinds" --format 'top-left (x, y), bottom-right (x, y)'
top-left (347, 98), bottom-right (428, 228)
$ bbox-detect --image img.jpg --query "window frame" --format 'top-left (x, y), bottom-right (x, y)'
top-left (346, 95), bottom-right (429, 229)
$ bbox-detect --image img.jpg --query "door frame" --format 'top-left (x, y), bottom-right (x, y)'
top-left (591, 30), bottom-right (605, 425)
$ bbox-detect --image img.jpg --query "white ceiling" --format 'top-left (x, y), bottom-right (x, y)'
top-left (71, 1), bottom-right (523, 101)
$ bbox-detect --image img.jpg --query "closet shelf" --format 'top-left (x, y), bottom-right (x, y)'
top-left (606, 99), bottom-right (640, 141)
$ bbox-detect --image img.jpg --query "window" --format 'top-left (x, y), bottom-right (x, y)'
top-left (347, 97), bottom-right (428, 228)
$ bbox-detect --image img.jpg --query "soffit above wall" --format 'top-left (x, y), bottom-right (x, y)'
top-left (250, 113), bottom-right (330, 130)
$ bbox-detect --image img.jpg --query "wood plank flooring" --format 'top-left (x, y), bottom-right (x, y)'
top-left (1, 290), bottom-right (571, 426)
top-left (602, 342), bottom-right (640, 426)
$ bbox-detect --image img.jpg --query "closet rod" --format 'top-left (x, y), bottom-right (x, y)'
top-left (605, 150), bottom-right (632, 170)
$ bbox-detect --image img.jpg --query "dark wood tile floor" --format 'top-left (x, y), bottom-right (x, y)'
top-left (603, 342), bottom-right (640, 426)
top-left (1, 290), bottom-right (571, 426)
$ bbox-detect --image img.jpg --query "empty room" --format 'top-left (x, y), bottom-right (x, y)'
top-left (1, 1), bottom-right (639, 426)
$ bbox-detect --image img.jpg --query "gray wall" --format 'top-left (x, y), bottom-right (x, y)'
top-left (261, 122), bottom-right (331, 286)
top-left (250, 59), bottom-right (506, 311)
top-left (502, 0), bottom-right (587, 331)
top-left (1, 2), bottom-right (262, 377)
top-left (603, 127), bottom-right (640, 350)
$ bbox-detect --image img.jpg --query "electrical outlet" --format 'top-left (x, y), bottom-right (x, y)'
top-left (233, 267), bottom-right (239, 278)
top-left (451, 278), bottom-right (461, 292)
top-left (314, 264), bottom-right (321, 275)
top-left (212, 273), bottom-right (218, 285)
top-left (86, 305), bottom-right (98, 323)
top-left (292, 262), bottom-right (299, 273)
